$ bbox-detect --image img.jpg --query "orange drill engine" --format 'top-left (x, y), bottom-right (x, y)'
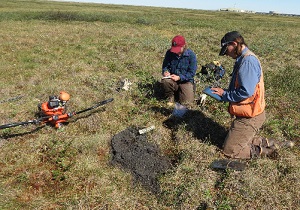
top-left (40, 91), bottom-right (71, 128)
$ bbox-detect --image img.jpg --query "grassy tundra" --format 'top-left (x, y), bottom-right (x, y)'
top-left (0, 0), bottom-right (299, 209)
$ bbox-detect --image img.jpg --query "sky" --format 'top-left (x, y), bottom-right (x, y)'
top-left (58, 0), bottom-right (300, 15)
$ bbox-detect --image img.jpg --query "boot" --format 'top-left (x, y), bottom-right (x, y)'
top-left (260, 146), bottom-right (277, 156)
top-left (251, 145), bottom-right (277, 158)
top-left (262, 138), bottom-right (294, 149)
top-left (274, 139), bottom-right (294, 149)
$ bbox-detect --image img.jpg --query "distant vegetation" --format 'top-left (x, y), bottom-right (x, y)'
top-left (0, 0), bottom-right (299, 209)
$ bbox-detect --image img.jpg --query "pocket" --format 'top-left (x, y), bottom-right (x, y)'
top-left (229, 101), bottom-right (264, 118)
top-left (229, 103), bottom-right (255, 117)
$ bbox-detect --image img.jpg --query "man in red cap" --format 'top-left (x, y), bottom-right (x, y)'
top-left (161, 35), bottom-right (197, 107)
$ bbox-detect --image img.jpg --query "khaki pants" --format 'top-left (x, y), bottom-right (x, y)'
top-left (161, 79), bottom-right (194, 105)
top-left (223, 111), bottom-right (266, 159)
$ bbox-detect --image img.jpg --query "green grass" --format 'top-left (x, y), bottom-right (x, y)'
top-left (0, 0), bottom-right (300, 209)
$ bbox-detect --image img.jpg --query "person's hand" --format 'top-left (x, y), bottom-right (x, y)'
top-left (211, 87), bottom-right (224, 96)
top-left (163, 71), bottom-right (170, 77)
top-left (170, 74), bottom-right (180, 81)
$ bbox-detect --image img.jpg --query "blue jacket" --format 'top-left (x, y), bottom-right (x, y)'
top-left (162, 49), bottom-right (197, 83)
top-left (222, 48), bottom-right (262, 102)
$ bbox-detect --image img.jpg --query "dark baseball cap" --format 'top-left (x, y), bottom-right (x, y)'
top-left (219, 31), bottom-right (241, 56)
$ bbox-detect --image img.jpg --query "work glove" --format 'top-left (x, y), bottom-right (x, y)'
top-left (199, 94), bottom-right (207, 106)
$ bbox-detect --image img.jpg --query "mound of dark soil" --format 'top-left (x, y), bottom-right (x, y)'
top-left (111, 127), bottom-right (171, 194)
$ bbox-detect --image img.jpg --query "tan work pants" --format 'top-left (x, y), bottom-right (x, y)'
top-left (223, 111), bottom-right (266, 159)
top-left (161, 79), bottom-right (194, 105)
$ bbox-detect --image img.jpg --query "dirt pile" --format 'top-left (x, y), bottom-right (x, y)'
top-left (111, 127), bottom-right (171, 194)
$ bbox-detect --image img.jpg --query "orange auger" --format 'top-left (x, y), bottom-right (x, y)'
top-left (0, 98), bottom-right (114, 130)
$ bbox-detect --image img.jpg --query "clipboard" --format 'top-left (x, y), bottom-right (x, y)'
top-left (203, 87), bottom-right (222, 101)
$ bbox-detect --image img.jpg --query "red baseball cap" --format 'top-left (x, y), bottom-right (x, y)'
top-left (170, 35), bottom-right (186, 53)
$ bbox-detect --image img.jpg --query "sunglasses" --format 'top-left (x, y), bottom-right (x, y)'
top-left (221, 41), bottom-right (234, 55)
